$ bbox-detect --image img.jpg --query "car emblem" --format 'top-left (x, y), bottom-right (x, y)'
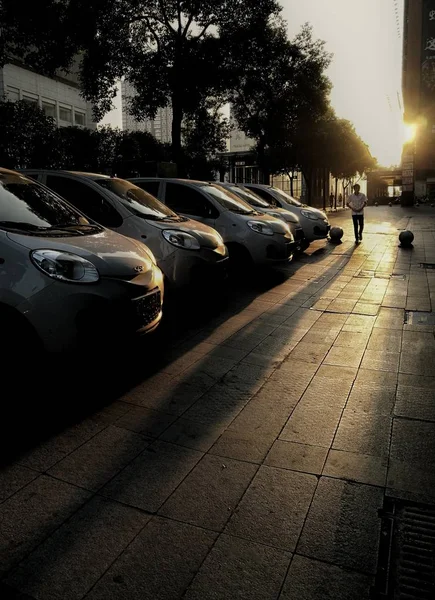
top-left (134, 265), bottom-right (144, 273)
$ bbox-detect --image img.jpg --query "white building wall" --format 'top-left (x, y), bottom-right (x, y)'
top-left (1, 63), bottom-right (96, 129)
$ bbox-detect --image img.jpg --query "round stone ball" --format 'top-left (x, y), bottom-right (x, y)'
top-left (375, 201), bottom-right (378, 206)
top-left (431, 203), bottom-right (434, 207)
top-left (389, 202), bottom-right (392, 207)
top-left (416, 202), bottom-right (420, 207)
top-left (329, 226), bottom-right (344, 242)
top-left (399, 230), bottom-right (414, 247)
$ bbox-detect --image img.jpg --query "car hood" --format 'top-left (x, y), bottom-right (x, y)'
top-left (236, 212), bottom-right (291, 235)
top-left (304, 207), bottom-right (328, 220)
top-left (146, 217), bottom-right (224, 249)
top-left (6, 228), bottom-right (156, 280)
top-left (261, 207), bottom-right (299, 224)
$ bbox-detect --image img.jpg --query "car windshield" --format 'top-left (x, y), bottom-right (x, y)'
top-left (272, 187), bottom-right (303, 207)
top-left (200, 184), bottom-right (255, 214)
top-left (96, 178), bottom-right (181, 221)
top-left (228, 186), bottom-right (271, 208)
top-left (0, 172), bottom-right (93, 235)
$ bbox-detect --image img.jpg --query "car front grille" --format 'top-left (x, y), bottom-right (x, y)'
top-left (133, 288), bottom-right (162, 328)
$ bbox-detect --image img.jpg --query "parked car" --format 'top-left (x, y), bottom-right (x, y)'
top-left (217, 182), bottom-right (306, 251)
top-left (0, 168), bottom-right (164, 353)
top-left (243, 184), bottom-right (330, 247)
top-left (128, 178), bottom-right (296, 266)
top-left (21, 170), bottom-right (229, 291)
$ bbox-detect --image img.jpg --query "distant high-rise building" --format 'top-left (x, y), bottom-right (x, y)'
top-left (121, 81), bottom-right (172, 144)
top-left (402, 0), bottom-right (435, 198)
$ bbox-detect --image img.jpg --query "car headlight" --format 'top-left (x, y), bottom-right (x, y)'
top-left (247, 221), bottom-right (274, 236)
top-left (270, 212), bottom-right (287, 222)
top-left (31, 250), bottom-right (99, 283)
top-left (162, 230), bottom-right (201, 250)
top-left (301, 209), bottom-right (320, 221)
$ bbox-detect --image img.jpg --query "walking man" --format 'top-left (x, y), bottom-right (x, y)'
top-left (346, 184), bottom-right (367, 243)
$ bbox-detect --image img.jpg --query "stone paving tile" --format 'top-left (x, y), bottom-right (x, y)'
top-left (226, 466), bottom-right (317, 551)
top-left (209, 430), bottom-right (276, 464)
top-left (367, 328), bottom-right (402, 352)
top-left (100, 440), bottom-right (203, 513)
top-left (0, 475), bottom-right (90, 575)
top-left (333, 330), bottom-right (370, 348)
top-left (394, 386), bottom-right (435, 421)
top-left (280, 401), bottom-right (343, 448)
top-left (159, 454), bottom-right (257, 531)
top-left (346, 385), bottom-right (396, 415)
top-left (323, 449), bottom-right (387, 487)
top-left (279, 555), bottom-right (374, 600)
top-left (297, 477), bottom-right (383, 574)
top-left (387, 458), bottom-right (435, 504)
top-left (185, 534), bottom-right (291, 600)
top-left (397, 373), bottom-right (435, 388)
top-left (123, 379), bottom-right (209, 415)
top-left (86, 517), bottom-right (217, 600)
top-left (324, 345), bottom-right (365, 368)
top-left (265, 441), bottom-right (328, 475)
top-left (181, 386), bottom-right (249, 428)
top-left (159, 418), bottom-right (226, 452)
top-left (114, 406), bottom-right (177, 438)
top-left (333, 410), bottom-right (392, 458)
top-left (373, 307), bottom-right (405, 330)
top-left (390, 418), bottom-right (435, 464)
top-left (0, 464), bottom-right (38, 503)
top-left (286, 342), bottom-right (331, 365)
top-left (360, 349), bottom-right (400, 372)
top-left (5, 496), bottom-right (150, 600)
top-left (47, 426), bottom-right (148, 492)
top-left (17, 418), bottom-right (107, 472)
top-left (352, 302), bottom-right (380, 316)
top-left (400, 348), bottom-right (435, 376)
top-left (355, 368), bottom-right (398, 387)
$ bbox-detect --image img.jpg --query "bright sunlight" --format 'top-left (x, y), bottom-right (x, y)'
top-left (403, 123), bottom-right (417, 145)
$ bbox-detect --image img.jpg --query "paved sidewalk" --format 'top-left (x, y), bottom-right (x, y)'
top-left (1, 206), bottom-right (435, 600)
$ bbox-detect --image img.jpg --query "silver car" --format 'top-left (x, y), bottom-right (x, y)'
top-left (129, 178), bottom-right (296, 266)
top-left (22, 170), bottom-right (229, 291)
top-left (244, 184), bottom-right (330, 247)
top-left (0, 168), bottom-right (164, 353)
top-left (217, 182), bottom-right (306, 251)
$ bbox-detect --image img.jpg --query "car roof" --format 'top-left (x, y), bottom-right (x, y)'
top-left (21, 169), bottom-right (111, 180)
top-left (0, 167), bottom-right (21, 176)
top-left (130, 177), bottom-right (210, 186)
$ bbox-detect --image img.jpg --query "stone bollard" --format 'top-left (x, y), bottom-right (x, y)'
top-left (329, 226), bottom-right (344, 244)
top-left (399, 230), bottom-right (414, 247)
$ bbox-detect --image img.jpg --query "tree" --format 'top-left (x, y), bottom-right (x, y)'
top-left (1, 0), bottom-right (282, 170)
top-left (227, 22), bottom-right (332, 182)
top-left (181, 101), bottom-right (230, 179)
top-left (0, 100), bottom-right (60, 169)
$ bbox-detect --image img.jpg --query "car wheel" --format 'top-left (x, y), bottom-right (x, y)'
top-left (300, 240), bottom-right (310, 252)
top-left (227, 243), bottom-right (253, 268)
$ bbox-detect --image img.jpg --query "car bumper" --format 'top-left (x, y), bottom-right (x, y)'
top-left (17, 268), bottom-right (164, 352)
top-left (158, 246), bottom-right (229, 290)
top-left (249, 234), bottom-right (295, 265)
top-left (303, 220), bottom-right (331, 241)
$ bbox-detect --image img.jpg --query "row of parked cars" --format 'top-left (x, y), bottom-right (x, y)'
top-left (0, 168), bottom-right (330, 353)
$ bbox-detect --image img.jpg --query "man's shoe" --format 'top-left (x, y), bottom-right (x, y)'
top-left (359, 234), bottom-right (363, 241)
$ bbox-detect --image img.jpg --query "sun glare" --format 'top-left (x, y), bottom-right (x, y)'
top-left (403, 123), bottom-right (417, 145)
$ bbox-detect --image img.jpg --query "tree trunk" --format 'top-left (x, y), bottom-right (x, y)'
top-left (290, 175), bottom-right (294, 196)
top-left (302, 169), bottom-right (312, 205)
top-left (257, 136), bottom-right (270, 184)
top-left (334, 177), bottom-right (338, 210)
top-left (322, 167), bottom-right (328, 211)
top-left (171, 94), bottom-right (183, 176)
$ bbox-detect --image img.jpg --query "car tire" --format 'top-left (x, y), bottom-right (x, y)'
top-left (227, 243), bottom-right (253, 269)
top-left (300, 240), bottom-right (310, 252)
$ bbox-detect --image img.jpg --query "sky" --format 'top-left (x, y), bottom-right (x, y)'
top-left (281, 0), bottom-right (405, 167)
top-left (103, 0), bottom-right (405, 168)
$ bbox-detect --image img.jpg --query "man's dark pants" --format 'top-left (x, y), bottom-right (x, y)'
top-left (352, 214), bottom-right (364, 240)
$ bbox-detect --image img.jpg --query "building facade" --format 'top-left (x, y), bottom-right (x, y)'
top-left (121, 80), bottom-right (172, 144)
top-left (403, 0), bottom-right (435, 198)
top-left (0, 61), bottom-right (96, 129)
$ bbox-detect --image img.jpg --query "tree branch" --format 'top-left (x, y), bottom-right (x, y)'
top-left (158, 0), bottom-right (177, 35)
top-left (176, 0), bottom-right (182, 35)
top-left (194, 23), bottom-right (212, 40)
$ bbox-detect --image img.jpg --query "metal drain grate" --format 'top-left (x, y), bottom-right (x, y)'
top-left (374, 498), bottom-right (435, 599)
top-left (405, 311), bottom-right (435, 326)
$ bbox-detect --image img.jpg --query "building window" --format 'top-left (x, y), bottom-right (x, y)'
top-left (59, 106), bottom-right (72, 123)
top-left (74, 111), bottom-right (86, 126)
top-left (22, 94), bottom-right (38, 105)
top-left (6, 87), bottom-right (20, 102)
top-left (42, 101), bottom-right (56, 119)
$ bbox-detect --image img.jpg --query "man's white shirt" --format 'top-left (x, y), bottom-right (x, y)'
top-left (347, 193), bottom-right (367, 215)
